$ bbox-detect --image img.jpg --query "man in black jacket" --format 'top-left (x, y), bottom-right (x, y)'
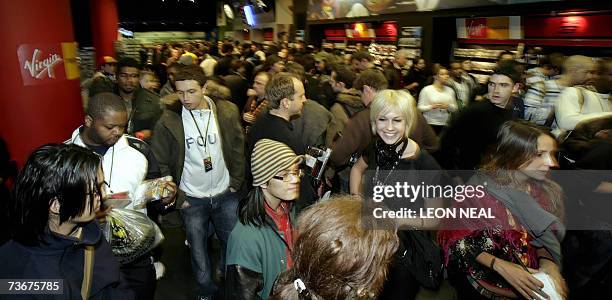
top-left (438, 61), bottom-right (523, 171)
top-left (115, 58), bottom-right (163, 140)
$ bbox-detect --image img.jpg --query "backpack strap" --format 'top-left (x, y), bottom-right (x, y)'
top-left (81, 245), bottom-right (95, 300)
top-left (341, 103), bottom-right (353, 118)
top-left (576, 87), bottom-right (585, 113)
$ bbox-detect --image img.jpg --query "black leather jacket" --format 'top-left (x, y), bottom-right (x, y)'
top-left (225, 265), bottom-right (265, 300)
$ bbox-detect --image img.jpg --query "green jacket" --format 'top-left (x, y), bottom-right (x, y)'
top-left (150, 96), bottom-right (245, 208)
top-left (226, 208), bottom-right (297, 299)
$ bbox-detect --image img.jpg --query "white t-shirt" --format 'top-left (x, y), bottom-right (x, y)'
top-left (180, 106), bottom-right (230, 198)
top-left (554, 87), bottom-right (612, 135)
top-left (199, 55), bottom-right (217, 77)
top-left (417, 85), bottom-right (458, 126)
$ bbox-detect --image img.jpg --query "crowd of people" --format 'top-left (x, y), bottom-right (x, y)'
top-left (1, 37), bottom-right (611, 300)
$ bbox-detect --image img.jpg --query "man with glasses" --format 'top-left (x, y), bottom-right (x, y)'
top-left (225, 139), bottom-right (303, 300)
top-left (66, 92), bottom-right (176, 299)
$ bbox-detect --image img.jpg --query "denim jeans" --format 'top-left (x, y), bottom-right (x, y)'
top-left (180, 189), bottom-right (238, 298)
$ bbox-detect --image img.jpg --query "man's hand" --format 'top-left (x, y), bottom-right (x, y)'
top-left (96, 205), bottom-right (113, 223)
top-left (247, 88), bottom-right (257, 97)
top-left (180, 200), bottom-right (191, 209)
top-left (437, 103), bottom-right (449, 109)
top-left (243, 112), bottom-right (256, 124)
top-left (160, 181), bottom-right (177, 205)
top-left (135, 130), bottom-right (152, 140)
top-left (406, 82), bottom-right (419, 91)
top-left (595, 129), bottom-right (611, 139)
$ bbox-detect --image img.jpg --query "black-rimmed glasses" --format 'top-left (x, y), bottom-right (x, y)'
top-left (272, 169), bottom-right (304, 182)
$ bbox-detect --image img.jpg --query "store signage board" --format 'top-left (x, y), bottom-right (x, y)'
top-left (458, 16), bottom-right (522, 40)
top-left (525, 14), bottom-right (612, 39)
top-left (17, 42), bottom-right (79, 87)
top-left (308, 0), bottom-right (417, 21)
top-left (466, 18), bottom-right (487, 39)
top-left (307, 0), bottom-right (564, 21)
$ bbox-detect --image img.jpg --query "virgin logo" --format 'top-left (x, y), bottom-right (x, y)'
top-left (467, 22), bottom-right (486, 37)
top-left (23, 49), bottom-right (63, 79)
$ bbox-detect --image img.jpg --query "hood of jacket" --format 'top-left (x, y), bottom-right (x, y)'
top-left (336, 89), bottom-right (364, 109)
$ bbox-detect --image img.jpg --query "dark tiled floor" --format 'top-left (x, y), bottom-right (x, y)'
top-left (154, 212), bottom-right (224, 300)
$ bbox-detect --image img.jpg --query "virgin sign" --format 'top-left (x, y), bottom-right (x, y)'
top-left (17, 43), bottom-right (67, 86)
top-left (466, 18), bottom-right (487, 39)
top-left (24, 49), bottom-right (63, 79)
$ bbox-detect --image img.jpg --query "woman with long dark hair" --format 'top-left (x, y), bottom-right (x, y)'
top-left (439, 120), bottom-right (567, 300)
top-left (0, 143), bottom-right (130, 299)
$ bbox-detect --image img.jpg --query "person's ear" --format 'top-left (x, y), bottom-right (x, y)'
top-left (281, 98), bottom-right (290, 109)
top-left (49, 198), bottom-right (61, 215)
top-left (512, 83), bottom-right (520, 94)
top-left (84, 115), bottom-right (94, 128)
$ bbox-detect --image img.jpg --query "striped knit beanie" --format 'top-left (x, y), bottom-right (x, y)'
top-left (252, 139), bottom-right (303, 186)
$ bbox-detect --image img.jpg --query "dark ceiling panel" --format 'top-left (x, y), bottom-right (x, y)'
top-left (117, 0), bottom-right (218, 31)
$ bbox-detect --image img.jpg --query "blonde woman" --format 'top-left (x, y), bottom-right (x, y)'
top-left (349, 89), bottom-right (444, 299)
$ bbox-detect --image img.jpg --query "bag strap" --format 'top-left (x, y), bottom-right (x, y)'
top-left (576, 87), bottom-right (585, 113)
top-left (81, 245), bottom-right (95, 300)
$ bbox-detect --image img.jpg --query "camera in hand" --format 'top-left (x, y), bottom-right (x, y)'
top-left (304, 146), bottom-right (332, 181)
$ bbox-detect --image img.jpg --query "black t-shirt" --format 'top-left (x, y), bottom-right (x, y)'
top-left (248, 112), bottom-right (305, 155)
top-left (438, 100), bottom-right (517, 170)
top-left (362, 140), bottom-right (446, 210)
top-left (83, 142), bottom-right (110, 157)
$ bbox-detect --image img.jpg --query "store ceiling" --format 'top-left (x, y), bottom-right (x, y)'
top-left (117, 0), bottom-right (218, 31)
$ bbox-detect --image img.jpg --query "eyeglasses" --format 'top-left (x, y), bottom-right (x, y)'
top-left (272, 169), bottom-right (304, 182)
top-left (90, 181), bottom-right (112, 199)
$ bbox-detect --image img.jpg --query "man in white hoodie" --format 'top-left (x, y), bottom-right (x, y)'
top-left (66, 92), bottom-right (177, 299)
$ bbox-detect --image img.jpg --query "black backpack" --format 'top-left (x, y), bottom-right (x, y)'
top-left (396, 230), bottom-right (444, 289)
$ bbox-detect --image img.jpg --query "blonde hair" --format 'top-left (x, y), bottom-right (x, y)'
top-left (369, 89), bottom-right (416, 139)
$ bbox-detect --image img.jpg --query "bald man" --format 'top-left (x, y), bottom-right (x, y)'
top-left (537, 55), bottom-right (597, 128)
top-left (554, 58), bottom-right (612, 136)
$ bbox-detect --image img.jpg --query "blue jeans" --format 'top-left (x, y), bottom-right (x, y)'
top-left (180, 190), bottom-right (238, 297)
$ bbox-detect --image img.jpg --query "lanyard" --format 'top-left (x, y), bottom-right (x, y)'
top-left (188, 109), bottom-right (211, 151)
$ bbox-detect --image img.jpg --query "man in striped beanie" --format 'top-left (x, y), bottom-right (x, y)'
top-left (225, 139), bottom-right (303, 299)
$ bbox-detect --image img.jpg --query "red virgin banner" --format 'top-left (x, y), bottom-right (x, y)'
top-left (466, 18), bottom-right (487, 39)
top-left (17, 42), bottom-right (79, 86)
top-left (524, 14), bottom-right (612, 39)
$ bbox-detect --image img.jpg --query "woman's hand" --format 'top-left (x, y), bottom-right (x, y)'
top-left (493, 259), bottom-right (549, 300)
top-left (539, 259), bottom-right (568, 300)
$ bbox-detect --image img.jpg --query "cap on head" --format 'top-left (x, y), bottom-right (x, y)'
top-left (251, 139), bottom-right (303, 186)
top-left (102, 56), bottom-right (117, 64)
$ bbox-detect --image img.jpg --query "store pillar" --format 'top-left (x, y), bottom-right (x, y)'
top-left (91, 0), bottom-right (119, 66)
top-left (0, 0), bottom-right (83, 166)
